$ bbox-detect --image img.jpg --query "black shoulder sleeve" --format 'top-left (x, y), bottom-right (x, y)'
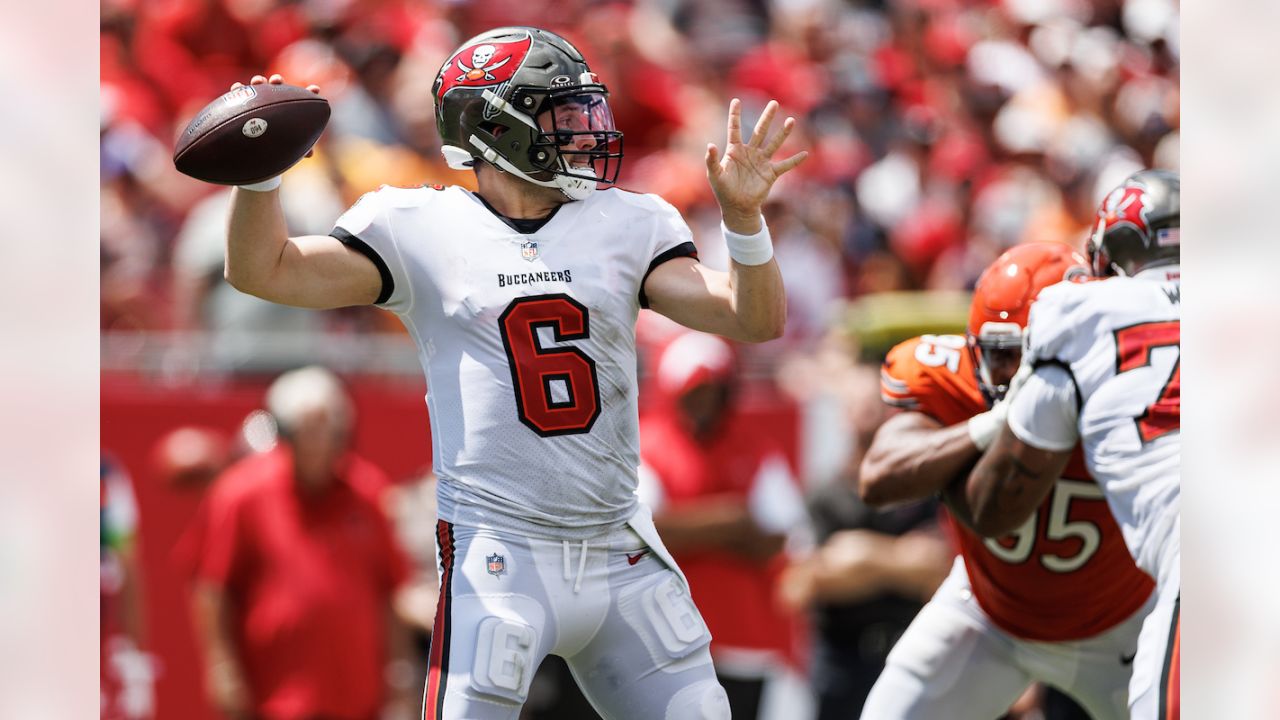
top-left (638, 241), bottom-right (699, 309)
top-left (1031, 358), bottom-right (1083, 412)
top-left (331, 228), bottom-right (394, 305)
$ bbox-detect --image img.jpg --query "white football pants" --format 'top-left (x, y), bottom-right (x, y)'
top-left (860, 558), bottom-right (1154, 720)
top-left (1127, 549), bottom-right (1179, 720)
top-left (422, 505), bottom-right (729, 720)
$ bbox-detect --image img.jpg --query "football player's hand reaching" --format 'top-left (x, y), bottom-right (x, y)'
top-left (705, 98), bottom-right (809, 234)
top-left (231, 74), bottom-right (322, 158)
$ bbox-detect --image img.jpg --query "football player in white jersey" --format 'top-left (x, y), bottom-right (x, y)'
top-left (217, 26), bottom-right (807, 720)
top-left (954, 170), bottom-right (1181, 720)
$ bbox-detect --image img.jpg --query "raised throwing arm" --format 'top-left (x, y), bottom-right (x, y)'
top-left (221, 75), bottom-right (382, 309)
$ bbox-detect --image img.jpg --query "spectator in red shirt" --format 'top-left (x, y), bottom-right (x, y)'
top-left (187, 366), bottom-right (413, 720)
top-left (637, 332), bottom-right (811, 719)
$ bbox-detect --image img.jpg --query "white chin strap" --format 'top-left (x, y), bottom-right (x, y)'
top-left (553, 166), bottom-right (597, 201)
top-left (437, 88), bottom-right (598, 201)
top-left (464, 136), bottom-right (597, 201)
top-left (441, 145), bottom-right (476, 170)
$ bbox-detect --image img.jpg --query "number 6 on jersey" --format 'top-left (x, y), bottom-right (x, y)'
top-left (499, 294), bottom-right (601, 436)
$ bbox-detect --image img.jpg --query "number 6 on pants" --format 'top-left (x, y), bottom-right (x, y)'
top-left (647, 576), bottom-right (704, 653)
top-left (472, 618), bottom-right (537, 702)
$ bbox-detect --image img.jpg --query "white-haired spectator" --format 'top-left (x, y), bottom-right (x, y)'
top-left (184, 366), bottom-right (417, 720)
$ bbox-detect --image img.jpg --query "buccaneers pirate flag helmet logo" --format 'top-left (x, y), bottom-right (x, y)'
top-left (432, 26), bottom-right (624, 201)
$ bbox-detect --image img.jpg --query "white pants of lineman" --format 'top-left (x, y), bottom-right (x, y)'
top-left (1128, 547), bottom-right (1179, 720)
top-left (860, 558), bottom-right (1154, 720)
top-left (422, 505), bottom-right (729, 720)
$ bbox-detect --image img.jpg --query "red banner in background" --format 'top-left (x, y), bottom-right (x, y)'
top-left (102, 371), bottom-right (797, 719)
top-left (102, 372), bottom-right (434, 720)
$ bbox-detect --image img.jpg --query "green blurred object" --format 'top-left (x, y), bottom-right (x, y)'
top-left (838, 290), bottom-right (973, 361)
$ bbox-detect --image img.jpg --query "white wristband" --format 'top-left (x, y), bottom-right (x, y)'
top-left (967, 401), bottom-right (1009, 451)
top-left (722, 219), bottom-right (774, 266)
top-left (238, 176), bottom-right (281, 192)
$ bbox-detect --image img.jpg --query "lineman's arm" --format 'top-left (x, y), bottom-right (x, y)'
top-left (951, 425), bottom-right (1070, 536)
top-left (858, 410), bottom-right (982, 507)
top-left (224, 188), bottom-right (382, 309)
top-left (952, 364), bottom-right (1079, 536)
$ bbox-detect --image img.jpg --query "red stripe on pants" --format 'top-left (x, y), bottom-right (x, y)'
top-left (423, 521), bottom-right (455, 720)
top-left (1165, 618), bottom-right (1180, 720)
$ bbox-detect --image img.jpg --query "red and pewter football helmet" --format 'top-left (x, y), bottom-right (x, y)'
top-left (968, 243), bottom-right (1090, 400)
top-left (1087, 169), bottom-right (1180, 277)
top-left (432, 27), bottom-right (623, 201)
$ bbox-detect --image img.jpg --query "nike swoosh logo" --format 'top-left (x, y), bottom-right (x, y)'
top-left (626, 551), bottom-right (650, 566)
top-left (1120, 651), bottom-right (1137, 665)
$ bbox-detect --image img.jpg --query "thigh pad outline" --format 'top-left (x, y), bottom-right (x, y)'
top-left (471, 617), bottom-right (538, 704)
top-left (620, 571), bottom-right (711, 665)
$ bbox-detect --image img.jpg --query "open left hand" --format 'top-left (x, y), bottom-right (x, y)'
top-left (705, 98), bottom-right (809, 234)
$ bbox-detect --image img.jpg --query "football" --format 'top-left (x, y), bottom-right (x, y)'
top-left (173, 83), bottom-right (330, 185)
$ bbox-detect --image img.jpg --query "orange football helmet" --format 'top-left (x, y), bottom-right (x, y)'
top-left (968, 243), bottom-right (1090, 400)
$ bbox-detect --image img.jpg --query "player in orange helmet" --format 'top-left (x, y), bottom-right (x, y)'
top-left (962, 170), bottom-right (1181, 720)
top-left (857, 243), bottom-right (1155, 720)
top-left (968, 246), bottom-right (1090, 402)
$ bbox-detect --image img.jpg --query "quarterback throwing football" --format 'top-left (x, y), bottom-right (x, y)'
top-left (220, 26), bottom-right (806, 720)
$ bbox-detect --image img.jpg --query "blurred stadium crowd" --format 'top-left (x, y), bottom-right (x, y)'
top-left (100, 0), bottom-right (1179, 717)
top-left (101, 0), bottom-right (1179, 345)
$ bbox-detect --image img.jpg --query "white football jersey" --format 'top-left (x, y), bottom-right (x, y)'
top-left (1008, 266), bottom-right (1180, 580)
top-left (332, 185), bottom-right (697, 539)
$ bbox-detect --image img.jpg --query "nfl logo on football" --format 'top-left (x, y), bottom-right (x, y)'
top-left (520, 241), bottom-right (539, 262)
top-left (486, 553), bottom-right (507, 577)
top-left (223, 85), bottom-right (257, 106)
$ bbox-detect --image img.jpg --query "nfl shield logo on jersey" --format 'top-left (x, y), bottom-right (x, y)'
top-left (486, 553), bottom-right (507, 577)
top-left (520, 241), bottom-right (539, 262)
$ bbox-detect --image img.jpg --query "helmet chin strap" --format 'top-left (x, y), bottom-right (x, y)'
top-left (553, 165), bottom-right (597, 201)
top-left (466, 134), bottom-right (597, 201)
top-left (441, 145), bottom-right (476, 171)
top-left (440, 90), bottom-right (599, 200)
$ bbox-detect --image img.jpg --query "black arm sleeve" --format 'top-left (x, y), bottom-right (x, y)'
top-left (638, 241), bottom-right (699, 309)
top-left (331, 228), bottom-right (394, 305)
